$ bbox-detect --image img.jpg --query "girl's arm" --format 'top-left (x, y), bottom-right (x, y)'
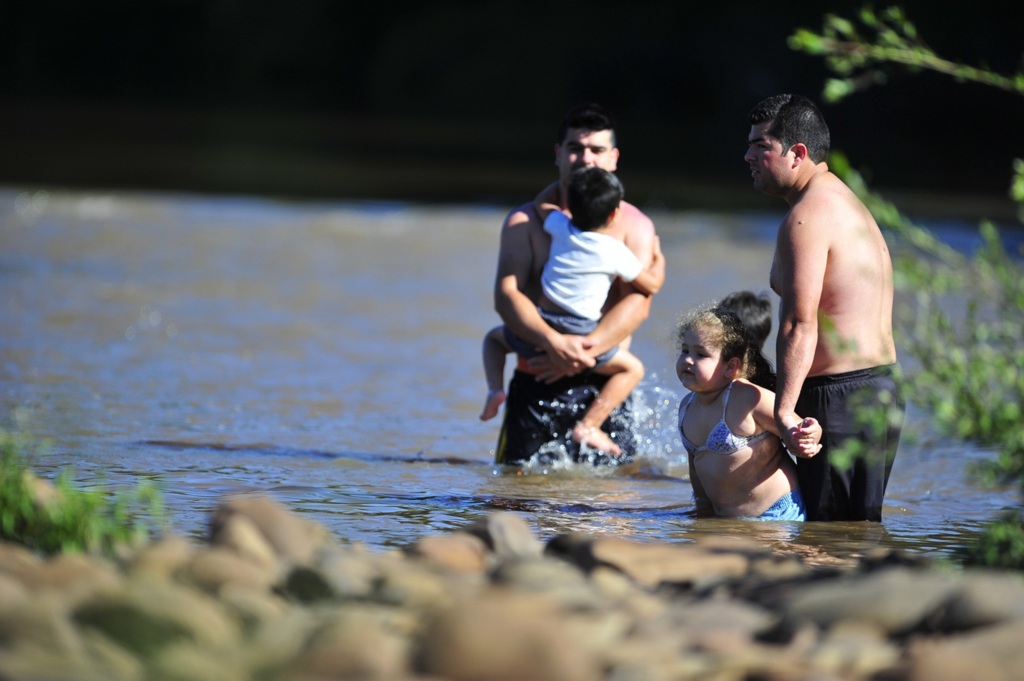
top-left (746, 381), bottom-right (822, 457)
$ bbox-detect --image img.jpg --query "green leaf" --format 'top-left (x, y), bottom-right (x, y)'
top-left (823, 78), bottom-right (855, 102)
top-left (788, 28), bottom-right (825, 54)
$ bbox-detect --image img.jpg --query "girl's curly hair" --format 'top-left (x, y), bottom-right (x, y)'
top-left (678, 303), bottom-right (776, 390)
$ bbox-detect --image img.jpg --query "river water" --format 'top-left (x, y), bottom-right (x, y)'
top-left (1, 187), bottom-right (1019, 567)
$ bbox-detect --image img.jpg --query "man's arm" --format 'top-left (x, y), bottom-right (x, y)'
top-left (745, 380), bottom-right (822, 457)
top-left (530, 204), bottom-right (659, 383)
top-left (774, 210), bottom-right (827, 448)
top-left (586, 205), bottom-right (659, 358)
top-left (493, 205), bottom-right (595, 374)
top-left (626, 235), bottom-right (664, 296)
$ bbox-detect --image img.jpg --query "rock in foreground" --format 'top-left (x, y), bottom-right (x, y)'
top-left (0, 494), bottom-right (1022, 680)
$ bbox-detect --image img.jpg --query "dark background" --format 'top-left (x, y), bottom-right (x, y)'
top-left (1, 0), bottom-right (1021, 216)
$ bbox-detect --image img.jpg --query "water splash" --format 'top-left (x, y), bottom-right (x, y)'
top-left (512, 374), bottom-right (687, 477)
top-left (617, 374), bottom-right (686, 464)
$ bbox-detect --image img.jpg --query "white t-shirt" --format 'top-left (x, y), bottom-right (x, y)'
top-left (541, 211), bottom-right (643, 321)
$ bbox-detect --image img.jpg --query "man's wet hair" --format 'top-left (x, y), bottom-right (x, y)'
top-left (748, 94), bottom-right (830, 163)
top-left (567, 167), bottom-right (623, 231)
top-left (557, 102), bottom-right (617, 147)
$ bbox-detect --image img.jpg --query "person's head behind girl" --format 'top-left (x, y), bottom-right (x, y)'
top-left (567, 167), bottom-right (623, 231)
top-left (676, 304), bottom-right (775, 393)
top-left (718, 290), bottom-right (773, 349)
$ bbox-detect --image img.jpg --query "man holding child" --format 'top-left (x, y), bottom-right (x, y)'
top-left (491, 103), bottom-right (662, 465)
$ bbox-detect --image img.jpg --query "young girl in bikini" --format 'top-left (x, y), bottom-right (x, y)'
top-left (676, 304), bottom-right (821, 520)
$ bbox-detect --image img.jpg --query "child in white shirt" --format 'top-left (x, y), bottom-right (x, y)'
top-left (480, 167), bottom-right (662, 457)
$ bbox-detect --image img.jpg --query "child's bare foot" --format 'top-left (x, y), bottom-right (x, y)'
top-left (572, 421), bottom-right (621, 456)
top-left (479, 389), bottom-right (506, 421)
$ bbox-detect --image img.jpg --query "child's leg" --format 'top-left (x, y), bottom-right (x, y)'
top-left (481, 326), bottom-right (512, 420)
top-left (572, 350), bottom-right (645, 455)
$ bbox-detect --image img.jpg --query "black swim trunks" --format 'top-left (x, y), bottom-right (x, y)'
top-left (794, 364), bottom-right (905, 521)
top-left (494, 369), bottom-right (637, 466)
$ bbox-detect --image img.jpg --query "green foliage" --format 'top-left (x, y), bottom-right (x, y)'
top-left (789, 6), bottom-right (1024, 104)
top-left (956, 511), bottom-right (1024, 570)
top-left (791, 6), bottom-right (1024, 568)
top-left (1012, 159), bottom-right (1024, 223)
top-left (0, 428), bottom-right (164, 556)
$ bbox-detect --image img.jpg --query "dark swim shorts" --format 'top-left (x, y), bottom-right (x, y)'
top-left (794, 364), bottom-right (905, 522)
top-left (494, 369), bottom-right (637, 466)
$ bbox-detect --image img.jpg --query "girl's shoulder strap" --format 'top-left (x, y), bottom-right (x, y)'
top-left (720, 382), bottom-right (734, 417)
top-left (679, 391), bottom-right (697, 419)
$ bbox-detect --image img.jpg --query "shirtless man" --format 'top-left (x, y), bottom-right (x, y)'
top-left (745, 94), bottom-right (904, 521)
top-left (493, 103), bottom-right (661, 464)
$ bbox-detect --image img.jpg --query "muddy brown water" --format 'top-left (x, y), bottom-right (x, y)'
top-left (1, 188), bottom-right (1018, 566)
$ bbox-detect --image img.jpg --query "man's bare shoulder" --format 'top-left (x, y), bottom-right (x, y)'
top-left (781, 185), bottom-right (843, 239)
top-left (502, 201), bottom-right (542, 231)
top-left (790, 178), bottom-right (879, 250)
top-left (618, 200), bottom-right (656, 236)
top-left (610, 201), bottom-right (656, 263)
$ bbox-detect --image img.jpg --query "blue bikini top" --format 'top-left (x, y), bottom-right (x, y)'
top-left (678, 383), bottom-right (772, 456)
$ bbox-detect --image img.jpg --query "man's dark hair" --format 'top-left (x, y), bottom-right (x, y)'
top-left (748, 94), bottom-right (830, 163)
top-left (567, 167), bottom-right (623, 231)
top-left (557, 102), bottom-right (617, 147)
top-left (718, 290), bottom-right (773, 349)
